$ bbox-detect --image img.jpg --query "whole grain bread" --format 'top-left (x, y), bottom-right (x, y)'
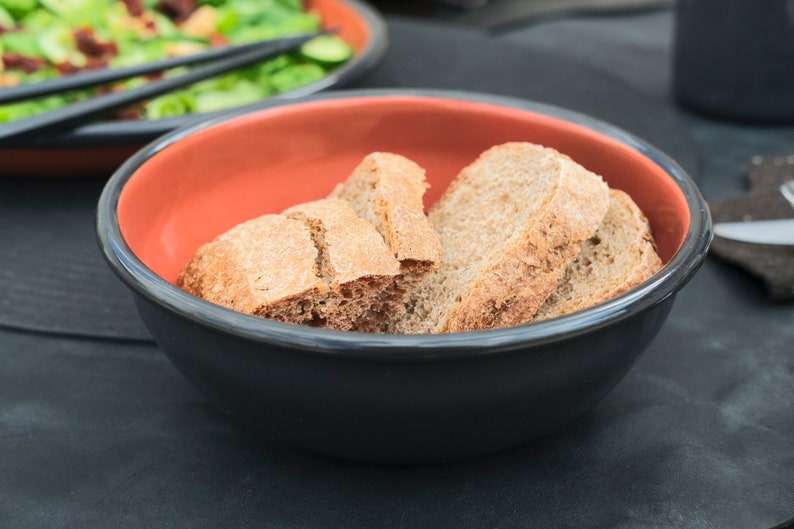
top-left (178, 145), bottom-right (662, 334)
top-left (178, 199), bottom-right (403, 331)
top-left (330, 152), bottom-right (443, 331)
top-left (534, 189), bottom-right (663, 320)
top-left (393, 142), bottom-right (611, 334)
top-left (331, 152), bottom-right (442, 276)
top-left (176, 214), bottom-right (326, 324)
top-left (177, 153), bottom-right (441, 331)
top-left (283, 198), bottom-right (403, 332)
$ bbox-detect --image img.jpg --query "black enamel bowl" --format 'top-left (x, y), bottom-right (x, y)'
top-left (97, 89), bottom-right (711, 463)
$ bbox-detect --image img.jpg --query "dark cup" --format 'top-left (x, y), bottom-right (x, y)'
top-left (673, 0), bottom-right (794, 122)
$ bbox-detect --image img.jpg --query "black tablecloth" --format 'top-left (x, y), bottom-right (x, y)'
top-left (2, 11), bottom-right (793, 529)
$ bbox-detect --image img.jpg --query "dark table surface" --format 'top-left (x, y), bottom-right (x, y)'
top-left (2, 7), bottom-right (793, 529)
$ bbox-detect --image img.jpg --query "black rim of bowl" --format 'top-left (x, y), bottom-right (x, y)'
top-left (97, 88), bottom-right (713, 361)
top-left (27, 0), bottom-right (389, 148)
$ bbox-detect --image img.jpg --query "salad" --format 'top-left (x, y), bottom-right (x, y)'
top-left (0, 0), bottom-right (353, 122)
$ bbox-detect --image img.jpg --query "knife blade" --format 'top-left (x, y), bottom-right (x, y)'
top-left (713, 218), bottom-right (794, 245)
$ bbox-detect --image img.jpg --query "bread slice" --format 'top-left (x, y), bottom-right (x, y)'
top-left (534, 189), bottom-right (663, 320)
top-left (283, 198), bottom-right (402, 332)
top-left (331, 152), bottom-right (442, 276)
top-left (393, 142), bottom-right (611, 334)
top-left (176, 214), bottom-right (326, 324)
top-left (331, 152), bottom-right (442, 332)
top-left (177, 199), bottom-right (403, 331)
top-left (177, 151), bottom-right (441, 333)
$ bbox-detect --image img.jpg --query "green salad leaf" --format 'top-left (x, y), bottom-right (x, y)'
top-left (0, 0), bottom-right (37, 20)
top-left (0, 0), bottom-right (354, 123)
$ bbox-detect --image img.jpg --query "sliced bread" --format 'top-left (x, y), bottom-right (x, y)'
top-left (178, 199), bottom-right (403, 331)
top-left (393, 142), bottom-right (611, 334)
top-left (330, 152), bottom-right (442, 276)
top-left (176, 214), bottom-right (326, 324)
top-left (283, 197), bottom-right (402, 332)
top-left (534, 189), bottom-right (663, 320)
top-left (177, 151), bottom-right (442, 332)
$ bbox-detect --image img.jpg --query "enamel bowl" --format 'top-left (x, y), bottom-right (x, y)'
top-left (97, 89), bottom-right (711, 463)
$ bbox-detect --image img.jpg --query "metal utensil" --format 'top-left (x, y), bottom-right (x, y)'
top-left (0, 33), bottom-right (326, 106)
top-left (713, 218), bottom-right (794, 246)
top-left (0, 32), bottom-right (324, 147)
top-left (713, 179), bottom-right (794, 245)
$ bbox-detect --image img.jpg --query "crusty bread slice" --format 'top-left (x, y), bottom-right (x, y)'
top-left (534, 189), bottom-right (663, 320)
top-left (283, 198), bottom-right (402, 332)
top-left (393, 142), bottom-right (611, 334)
top-left (330, 152), bottom-right (442, 276)
top-left (177, 151), bottom-right (441, 332)
top-left (176, 214), bottom-right (326, 324)
top-left (178, 199), bottom-right (403, 331)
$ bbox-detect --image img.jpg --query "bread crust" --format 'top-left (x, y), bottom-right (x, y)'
top-left (284, 198), bottom-right (400, 285)
top-left (534, 189), bottom-right (663, 320)
top-left (176, 214), bottom-right (325, 324)
top-left (284, 198), bottom-right (403, 331)
top-left (331, 152), bottom-right (442, 274)
top-left (177, 152), bottom-right (441, 332)
top-left (395, 142), bottom-right (610, 334)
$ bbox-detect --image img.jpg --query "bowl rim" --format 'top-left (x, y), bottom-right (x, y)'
top-left (23, 0), bottom-right (389, 148)
top-left (97, 88), bottom-right (712, 361)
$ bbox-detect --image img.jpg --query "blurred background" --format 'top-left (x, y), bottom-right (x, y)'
top-left (369, 0), bottom-right (674, 29)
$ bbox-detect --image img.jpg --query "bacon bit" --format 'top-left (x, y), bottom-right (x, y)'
top-left (2, 52), bottom-right (47, 74)
top-left (94, 83), bottom-right (125, 96)
top-left (73, 27), bottom-right (119, 59)
top-left (55, 61), bottom-right (81, 76)
top-left (113, 105), bottom-right (144, 120)
top-left (84, 56), bottom-right (111, 70)
top-left (55, 55), bottom-right (110, 76)
top-left (155, 0), bottom-right (197, 24)
top-left (120, 0), bottom-right (144, 16)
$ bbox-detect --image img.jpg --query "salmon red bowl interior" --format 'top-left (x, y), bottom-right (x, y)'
top-left (116, 92), bottom-right (693, 287)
